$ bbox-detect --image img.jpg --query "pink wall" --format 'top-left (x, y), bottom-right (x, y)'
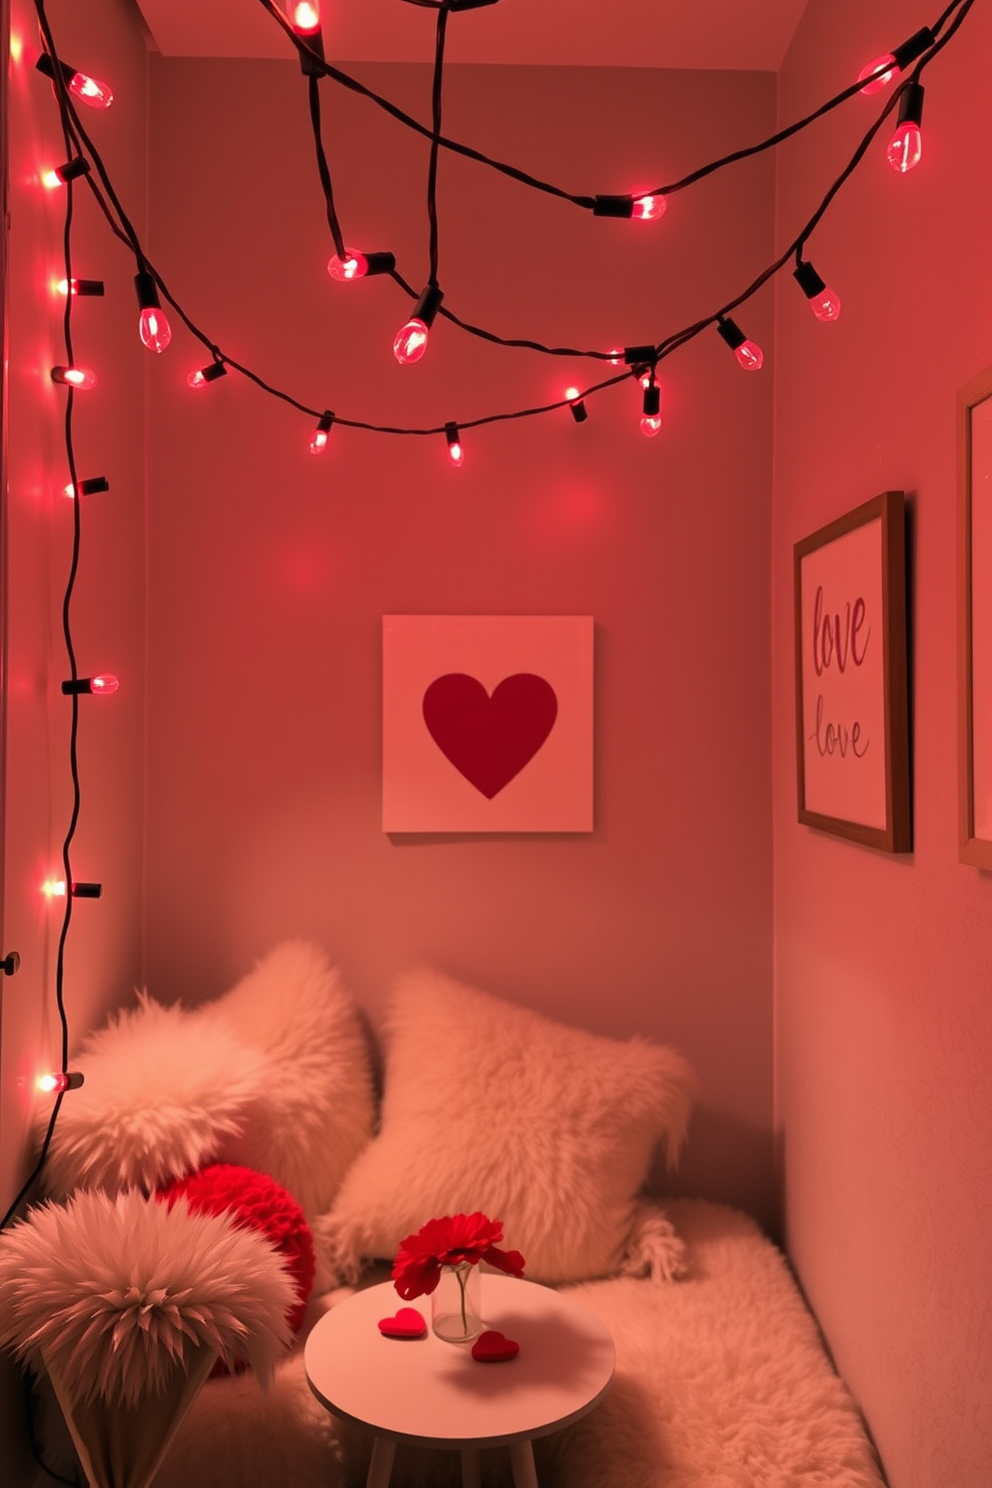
top-left (773, 2), bottom-right (992, 1484)
top-left (0, 0), bottom-right (149, 1466)
top-left (143, 60), bottom-right (777, 1226)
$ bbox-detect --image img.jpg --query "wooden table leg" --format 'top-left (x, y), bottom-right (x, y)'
top-left (461, 1446), bottom-right (482, 1488)
top-left (366, 1436), bottom-right (396, 1488)
top-left (508, 1439), bottom-right (539, 1488)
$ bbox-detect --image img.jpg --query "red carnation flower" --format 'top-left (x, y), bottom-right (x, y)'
top-left (391, 1212), bottom-right (525, 1301)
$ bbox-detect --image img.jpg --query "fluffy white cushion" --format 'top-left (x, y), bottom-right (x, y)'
top-left (42, 942), bottom-right (375, 1224)
top-left (209, 941), bottom-right (377, 1222)
top-left (41, 993), bottom-right (265, 1197)
top-left (316, 969), bottom-right (695, 1285)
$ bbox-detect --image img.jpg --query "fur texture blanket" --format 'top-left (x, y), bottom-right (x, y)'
top-left (126, 1200), bottom-right (885, 1488)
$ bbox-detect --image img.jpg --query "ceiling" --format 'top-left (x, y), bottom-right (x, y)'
top-left (132, 0), bottom-right (810, 71)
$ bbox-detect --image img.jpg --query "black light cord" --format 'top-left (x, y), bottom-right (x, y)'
top-left (426, 2), bottom-right (449, 287)
top-left (0, 25), bottom-right (82, 1237)
top-left (307, 73), bottom-right (347, 262)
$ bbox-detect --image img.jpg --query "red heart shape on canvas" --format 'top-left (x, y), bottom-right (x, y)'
top-left (471, 1330), bottom-right (520, 1363)
top-left (378, 1308), bottom-right (427, 1339)
top-left (422, 673), bottom-right (558, 799)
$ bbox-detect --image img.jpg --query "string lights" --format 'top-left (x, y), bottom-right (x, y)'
top-left (23, 0), bottom-right (976, 451)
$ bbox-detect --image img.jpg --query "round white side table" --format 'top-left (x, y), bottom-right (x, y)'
top-left (304, 1274), bottom-right (615, 1488)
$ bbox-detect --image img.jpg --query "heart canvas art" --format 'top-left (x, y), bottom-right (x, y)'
top-left (382, 616), bottom-right (594, 832)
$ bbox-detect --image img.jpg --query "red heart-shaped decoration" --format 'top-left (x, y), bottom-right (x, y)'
top-left (423, 673), bottom-right (558, 799)
top-left (378, 1308), bottom-right (427, 1339)
top-left (471, 1330), bottom-right (520, 1363)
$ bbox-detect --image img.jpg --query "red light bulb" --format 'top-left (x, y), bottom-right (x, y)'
top-left (42, 879), bottom-right (67, 899)
top-left (328, 251), bottom-right (368, 282)
top-left (809, 288), bottom-right (841, 322)
top-left (90, 673), bottom-right (120, 694)
top-left (69, 70), bottom-right (113, 109)
top-left (887, 121), bottom-right (922, 173)
top-left (393, 285), bottom-right (443, 367)
top-left (135, 271), bottom-right (171, 353)
top-left (565, 387), bottom-right (588, 424)
top-left (640, 380), bottom-right (662, 436)
top-left (734, 341), bottom-right (763, 371)
top-left (55, 276), bottom-right (104, 298)
top-left (445, 423), bottom-right (463, 466)
top-left (717, 317), bottom-right (763, 371)
top-left (633, 193), bottom-right (666, 222)
top-left (289, 0), bottom-right (321, 33)
top-left (887, 82), bottom-right (924, 173)
top-left (187, 361), bottom-right (227, 390)
top-left (51, 365), bottom-right (97, 390)
top-left (309, 412), bottom-right (334, 453)
top-left (37, 1070), bottom-right (84, 1094)
top-left (41, 158), bottom-right (89, 190)
top-left (139, 306), bottom-right (172, 353)
top-left (394, 318), bottom-right (429, 365)
top-left (62, 477), bottom-right (110, 498)
top-left (858, 53), bottom-right (898, 95)
top-left (793, 260), bottom-right (841, 322)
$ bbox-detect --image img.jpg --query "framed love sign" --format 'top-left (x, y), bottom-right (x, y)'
top-left (958, 365), bottom-right (992, 868)
top-left (382, 615), bottom-right (594, 833)
top-left (794, 491), bottom-right (911, 852)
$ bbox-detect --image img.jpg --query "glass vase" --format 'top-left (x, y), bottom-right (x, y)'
top-left (431, 1262), bottom-right (482, 1344)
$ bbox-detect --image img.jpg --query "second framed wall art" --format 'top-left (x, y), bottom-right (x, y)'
top-left (794, 491), bottom-right (911, 853)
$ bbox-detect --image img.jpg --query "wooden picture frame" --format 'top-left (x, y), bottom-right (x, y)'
top-left (794, 491), bottom-right (911, 852)
top-left (958, 366), bottom-right (992, 869)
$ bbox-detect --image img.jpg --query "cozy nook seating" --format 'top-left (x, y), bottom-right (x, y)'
top-left (12, 943), bottom-right (885, 1487)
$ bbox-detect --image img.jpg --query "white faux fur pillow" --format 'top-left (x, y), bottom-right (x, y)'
top-left (42, 942), bottom-right (376, 1224)
top-left (41, 994), bottom-right (265, 1197)
top-left (316, 969), bottom-right (695, 1286)
top-left (209, 941), bottom-right (376, 1221)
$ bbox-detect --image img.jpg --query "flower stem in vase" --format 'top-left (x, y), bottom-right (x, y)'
top-left (431, 1262), bottom-right (482, 1344)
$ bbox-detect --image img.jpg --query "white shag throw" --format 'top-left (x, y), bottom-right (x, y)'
top-left (138, 1200), bottom-right (886, 1488)
top-left (0, 1189), bottom-right (295, 1407)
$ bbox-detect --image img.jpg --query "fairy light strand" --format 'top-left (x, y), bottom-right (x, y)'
top-left (257, 0), bottom-right (971, 208)
top-left (1, 39), bottom-right (86, 1235)
top-left (27, 0), bottom-right (976, 442)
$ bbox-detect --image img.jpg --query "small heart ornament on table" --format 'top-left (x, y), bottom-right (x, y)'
top-left (378, 1308), bottom-right (427, 1339)
top-left (471, 1330), bottom-right (520, 1363)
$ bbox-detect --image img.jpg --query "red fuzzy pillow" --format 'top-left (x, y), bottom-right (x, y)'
top-left (158, 1163), bottom-right (315, 1335)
